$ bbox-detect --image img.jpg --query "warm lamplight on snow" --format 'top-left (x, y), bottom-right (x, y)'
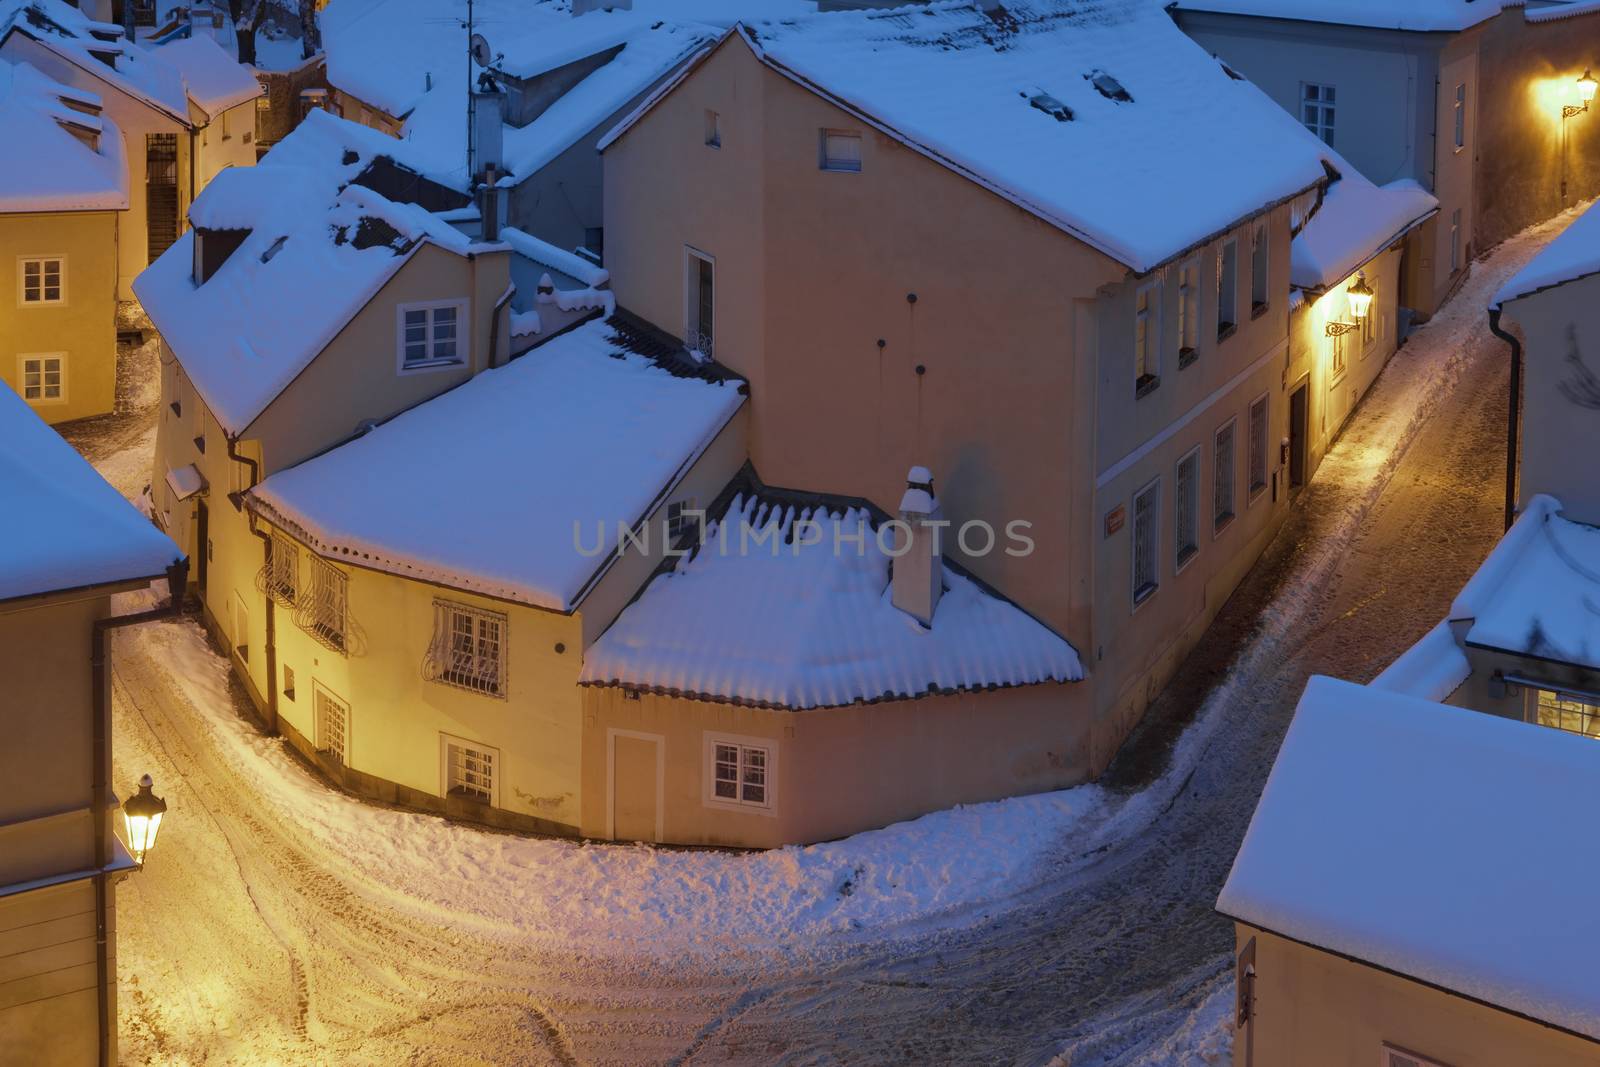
top-left (122, 774), bottom-right (167, 867)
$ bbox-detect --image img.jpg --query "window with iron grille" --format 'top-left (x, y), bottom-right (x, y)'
top-left (299, 556), bottom-right (347, 652)
top-left (711, 740), bottom-right (770, 807)
top-left (1175, 449), bottom-right (1199, 569)
top-left (314, 685), bottom-right (349, 766)
top-left (1132, 478), bottom-right (1160, 606)
top-left (19, 256), bottom-right (64, 304)
top-left (1214, 419), bottom-right (1237, 531)
top-left (426, 600), bottom-right (506, 697)
top-left (443, 735), bottom-right (497, 804)
top-left (1248, 394), bottom-right (1269, 498)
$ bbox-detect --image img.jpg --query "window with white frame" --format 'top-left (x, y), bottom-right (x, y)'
top-left (442, 734), bottom-right (497, 804)
top-left (18, 354), bottom-right (65, 403)
top-left (314, 684), bottom-right (349, 766)
top-left (270, 530), bottom-right (298, 602)
top-left (1177, 258), bottom-right (1199, 361)
top-left (1131, 478), bottom-right (1160, 606)
top-left (427, 600), bottom-right (507, 697)
top-left (1217, 239), bottom-right (1238, 338)
top-left (1175, 449), bottom-right (1199, 569)
top-left (1135, 280), bottom-right (1161, 391)
top-left (1214, 419), bottom-right (1237, 531)
top-left (1301, 82), bottom-right (1335, 145)
top-left (1250, 224), bottom-right (1268, 314)
top-left (396, 300), bottom-right (465, 370)
top-left (666, 498), bottom-right (701, 546)
top-left (1382, 1045), bottom-right (1452, 1067)
top-left (705, 108), bottom-right (720, 148)
top-left (1453, 83), bottom-right (1466, 150)
top-left (820, 129), bottom-right (862, 172)
top-left (1450, 208), bottom-right (1462, 272)
top-left (1248, 393), bottom-right (1269, 498)
top-left (18, 256), bottom-right (64, 304)
top-left (303, 556), bottom-right (347, 652)
top-left (710, 738), bottom-right (771, 807)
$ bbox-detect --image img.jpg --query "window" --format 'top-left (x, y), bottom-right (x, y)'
top-left (314, 684), bottom-right (349, 766)
top-left (442, 734), bottom-right (498, 804)
top-left (1217, 239), bottom-right (1238, 339)
top-left (1362, 277), bottom-right (1380, 350)
top-left (1331, 325), bottom-right (1349, 381)
top-left (302, 556), bottom-right (347, 652)
top-left (1131, 478), bottom-right (1160, 605)
top-left (1214, 419), bottom-right (1236, 532)
top-left (710, 738), bottom-right (771, 807)
top-left (1453, 83), bottom-right (1466, 150)
top-left (18, 354), bottom-right (65, 403)
top-left (270, 530), bottom-right (298, 602)
top-left (1135, 281), bottom-right (1161, 393)
top-left (820, 129), bottom-right (862, 172)
top-left (18, 256), bottom-right (64, 304)
top-left (1301, 82), bottom-right (1335, 145)
top-left (427, 600), bottom-right (506, 697)
top-left (1450, 208), bottom-right (1462, 272)
top-left (1250, 224), bottom-right (1268, 315)
top-left (1175, 449), bottom-right (1199, 570)
top-left (666, 498), bottom-right (701, 545)
top-left (704, 108), bottom-right (720, 148)
top-left (220, 108), bottom-right (231, 140)
top-left (1534, 688), bottom-right (1600, 738)
top-left (1248, 393), bottom-right (1269, 499)
top-left (396, 300), bottom-right (466, 370)
top-left (1177, 258), bottom-right (1199, 364)
top-left (283, 664), bottom-right (296, 701)
top-left (686, 248), bottom-right (714, 357)
top-left (1382, 1045), bottom-right (1452, 1067)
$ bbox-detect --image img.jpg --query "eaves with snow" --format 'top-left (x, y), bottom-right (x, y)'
top-left (1220, 674), bottom-right (1600, 1043)
top-left (1493, 195), bottom-right (1600, 308)
top-left (1290, 170), bottom-right (1437, 292)
top-left (1168, 0), bottom-right (1520, 32)
top-left (603, 0), bottom-right (1336, 273)
top-left (0, 57), bottom-right (127, 212)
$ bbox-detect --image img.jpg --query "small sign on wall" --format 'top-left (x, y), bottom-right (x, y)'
top-left (1104, 504), bottom-right (1125, 538)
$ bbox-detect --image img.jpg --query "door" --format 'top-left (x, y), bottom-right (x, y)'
top-left (145, 133), bottom-right (180, 264)
top-left (610, 732), bottom-right (661, 842)
top-left (1288, 381), bottom-right (1309, 490)
top-left (195, 499), bottom-right (209, 593)
top-left (314, 685), bottom-right (350, 767)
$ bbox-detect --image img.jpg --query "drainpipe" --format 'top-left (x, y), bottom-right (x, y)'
top-left (91, 559), bottom-right (189, 1067)
top-left (230, 437), bottom-right (279, 734)
top-left (1489, 306), bottom-right (1521, 530)
top-left (487, 282), bottom-right (514, 369)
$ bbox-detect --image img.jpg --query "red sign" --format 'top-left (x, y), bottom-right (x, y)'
top-left (1104, 505), bottom-right (1125, 538)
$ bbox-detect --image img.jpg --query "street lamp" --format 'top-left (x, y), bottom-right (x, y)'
top-left (1567, 68), bottom-right (1599, 118)
top-left (1325, 274), bottom-right (1374, 337)
top-left (122, 774), bottom-right (167, 868)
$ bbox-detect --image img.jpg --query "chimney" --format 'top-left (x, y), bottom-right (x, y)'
top-left (478, 163), bottom-right (505, 241)
top-left (571, 0), bottom-right (632, 15)
top-left (891, 465), bottom-right (943, 627)
top-left (469, 73), bottom-right (504, 184)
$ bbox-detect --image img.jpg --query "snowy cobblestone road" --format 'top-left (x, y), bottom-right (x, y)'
top-left (83, 208), bottom-right (1575, 1067)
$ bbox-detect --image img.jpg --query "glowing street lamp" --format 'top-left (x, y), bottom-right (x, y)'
top-left (1325, 274), bottom-right (1374, 337)
top-left (1563, 69), bottom-right (1597, 118)
top-left (122, 774), bottom-right (167, 868)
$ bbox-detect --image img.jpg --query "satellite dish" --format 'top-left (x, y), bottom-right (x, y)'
top-left (470, 33), bottom-right (493, 68)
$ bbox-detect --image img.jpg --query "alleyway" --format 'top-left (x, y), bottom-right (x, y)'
top-left (95, 209), bottom-right (1570, 1067)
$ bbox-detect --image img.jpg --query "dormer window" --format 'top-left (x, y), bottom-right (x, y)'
top-left (192, 228), bottom-right (251, 285)
top-left (1027, 90), bottom-right (1073, 122)
top-left (1086, 70), bottom-right (1133, 103)
top-left (396, 299), bottom-right (468, 372)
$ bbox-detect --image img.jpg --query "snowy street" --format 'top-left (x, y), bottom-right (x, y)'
top-left (80, 209), bottom-right (1571, 1066)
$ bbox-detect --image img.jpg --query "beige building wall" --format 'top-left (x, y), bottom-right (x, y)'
top-left (0, 210), bottom-right (120, 423)
top-left (1428, 33), bottom-right (1481, 311)
top-left (194, 97), bottom-right (261, 187)
top-left (1233, 925), bottom-right (1600, 1066)
top-left (580, 681), bottom-right (1089, 848)
top-left (0, 879), bottom-right (117, 1067)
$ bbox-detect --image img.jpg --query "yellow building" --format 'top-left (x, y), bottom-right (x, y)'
top-left (1220, 676), bottom-right (1600, 1066)
top-left (0, 386), bottom-right (183, 1065)
top-left (0, 59), bottom-right (127, 423)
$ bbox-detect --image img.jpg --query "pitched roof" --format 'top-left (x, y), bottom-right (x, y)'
top-left (603, 0), bottom-right (1335, 272)
top-left (580, 478), bottom-right (1083, 709)
top-left (247, 317), bottom-right (746, 613)
top-left (0, 386), bottom-right (181, 602)
top-left (0, 57), bottom-right (127, 212)
top-left (156, 33), bottom-right (261, 117)
top-left (1219, 675), bottom-right (1600, 1042)
top-left (1291, 173), bottom-right (1437, 290)
top-left (1169, 0), bottom-right (1511, 32)
top-left (0, 0), bottom-right (191, 122)
top-left (1493, 198), bottom-right (1600, 308)
top-left (133, 109), bottom-right (495, 438)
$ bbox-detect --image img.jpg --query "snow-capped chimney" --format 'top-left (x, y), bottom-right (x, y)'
top-left (469, 73), bottom-right (504, 184)
top-left (892, 466), bottom-right (943, 628)
top-left (478, 164), bottom-right (505, 241)
top-left (572, 0), bottom-right (632, 14)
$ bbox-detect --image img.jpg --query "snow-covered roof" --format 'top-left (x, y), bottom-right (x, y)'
top-left (1453, 495), bottom-right (1600, 670)
top-left (0, 386), bottom-right (181, 602)
top-left (156, 33), bottom-right (260, 117)
top-left (603, 0), bottom-right (1334, 272)
top-left (1170, 0), bottom-right (1510, 32)
top-left (133, 109), bottom-right (495, 438)
top-left (1291, 173), bottom-right (1436, 290)
top-left (0, 58), bottom-right (127, 212)
top-left (1493, 198), bottom-right (1600, 308)
top-left (0, 0), bottom-right (191, 122)
top-left (580, 492), bottom-right (1083, 709)
top-left (1219, 674), bottom-right (1600, 1041)
top-left (248, 318), bottom-right (745, 613)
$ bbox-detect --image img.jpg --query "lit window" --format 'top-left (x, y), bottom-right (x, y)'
top-left (711, 739), bottom-right (771, 807)
top-left (19, 257), bottom-right (64, 304)
top-left (1534, 688), bottom-right (1600, 738)
top-left (314, 685), bottom-right (350, 766)
top-left (1248, 394), bottom-right (1269, 499)
top-left (18, 354), bottom-right (65, 403)
top-left (1217, 239), bottom-right (1238, 339)
top-left (1135, 280), bottom-right (1161, 393)
top-left (820, 129), bottom-right (862, 172)
top-left (1301, 82), bottom-right (1335, 145)
top-left (397, 300), bottom-right (466, 370)
top-left (1175, 449), bottom-right (1199, 570)
top-left (1177, 258), bottom-right (1200, 362)
top-left (427, 600), bottom-right (506, 697)
top-left (443, 734), bottom-right (497, 804)
top-left (1214, 418), bottom-right (1236, 531)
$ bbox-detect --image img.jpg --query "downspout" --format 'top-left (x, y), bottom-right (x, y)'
top-left (1489, 306), bottom-right (1521, 530)
top-left (487, 282), bottom-right (514, 369)
top-left (230, 437), bottom-right (279, 734)
top-left (91, 559), bottom-right (189, 1067)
